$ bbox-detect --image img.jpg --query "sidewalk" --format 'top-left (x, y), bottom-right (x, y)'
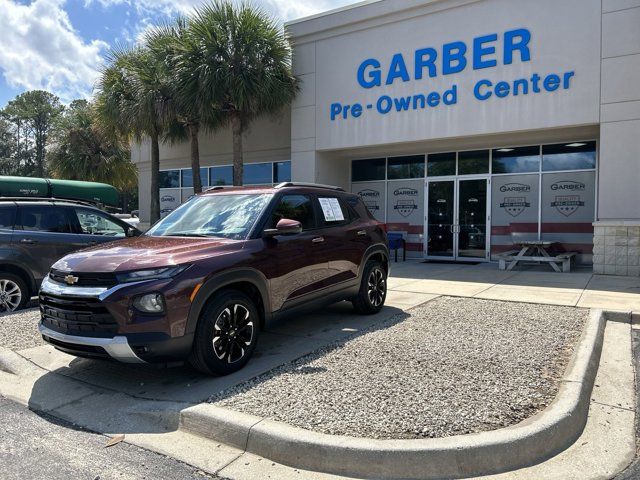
top-left (387, 260), bottom-right (640, 313)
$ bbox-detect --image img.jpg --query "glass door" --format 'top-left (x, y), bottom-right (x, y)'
top-left (425, 177), bottom-right (489, 261)
top-left (426, 180), bottom-right (455, 258)
top-left (457, 179), bottom-right (488, 260)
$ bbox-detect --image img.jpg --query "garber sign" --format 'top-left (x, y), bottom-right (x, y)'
top-left (330, 28), bottom-right (575, 121)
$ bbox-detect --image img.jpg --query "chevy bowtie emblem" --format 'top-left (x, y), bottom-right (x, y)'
top-left (64, 275), bottom-right (79, 285)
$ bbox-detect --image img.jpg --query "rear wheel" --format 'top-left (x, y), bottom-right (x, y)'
top-left (189, 290), bottom-right (259, 376)
top-left (0, 273), bottom-right (28, 312)
top-left (352, 260), bottom-right (387, 315)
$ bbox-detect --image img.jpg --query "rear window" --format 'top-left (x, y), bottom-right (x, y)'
top-left (0, 204), bottom-right (16, 229)
top-left (18, 205), bottom-right (73, 233)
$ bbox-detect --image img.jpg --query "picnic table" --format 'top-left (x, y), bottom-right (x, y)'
top-left (497, 240), bottom-right (577, 273)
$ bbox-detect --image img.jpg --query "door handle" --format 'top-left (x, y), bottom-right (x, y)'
top-left (311, 236), bottom-right (325, 244)
top-left (356, 230), bottom-right (367, 237)
top-left (87, 241), bottom-right (98, 246)
top-left (19, 238), bottom-right (35, 244)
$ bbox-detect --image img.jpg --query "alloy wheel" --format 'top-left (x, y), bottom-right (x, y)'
top-left (0, 279), bottom-right (22, 312)
top-left (212, 304), bottom-right (255, 363)
top-left (367, 267), bottom-right (386, 307)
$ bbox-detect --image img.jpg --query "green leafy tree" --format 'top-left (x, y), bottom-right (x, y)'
top-left (144, 19), bottom-right (223, 194)
top-left (95, 47), bottom-right (175, 223)
top-left (48, 99), bottom-right (138, 212)
top-left (2, 90), bottom-right (63, 177)
top-left (185, 1), bottom-right (298, 185)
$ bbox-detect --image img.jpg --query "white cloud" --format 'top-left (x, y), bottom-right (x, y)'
top-left (0, 0), bottom-right (108, 103)
top-left (85, 0), bottom-right (357, 22)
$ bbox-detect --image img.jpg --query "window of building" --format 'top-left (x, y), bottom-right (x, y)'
top-left (458, 150), bottom-right (490, 175)
top-left (159, 170), bottom-right (180, 188)
top-left (492, 146), bottom-right (540, 174)
top-left (387, 155), bottom-right (425, 179)
top-left (427, 152), bottom-right (456, 177)
top-left (273, 161), bottom-right (292, 183)
top-left (352, 158), bottom-right (386, 182)
top-left (181, 168), bottom-right (209, 188)
top-left (270, 194), bottom-right (315, 230)
top-left (210, 166), bottom-right (233, 186)
top-left (542, 142), bottom-right (596, 171)
top-left (243, 163), bottom-right (273, 184)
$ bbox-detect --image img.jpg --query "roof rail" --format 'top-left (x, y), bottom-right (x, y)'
top-left (275, 182), bottom-right (345, 192)
top-left (0, 196), bottom-right (98, 207)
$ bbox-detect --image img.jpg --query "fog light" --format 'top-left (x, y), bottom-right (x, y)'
top-left (133, 293), bottom-right (165, 314)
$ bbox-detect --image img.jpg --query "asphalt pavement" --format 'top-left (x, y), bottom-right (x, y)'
top-left (0, 396), bottom-right (222, 480)
top-left (614, 327), bottom-right (640, 480)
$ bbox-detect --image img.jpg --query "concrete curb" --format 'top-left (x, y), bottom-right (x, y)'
top-left (180, 309), bottom-right (607, 480)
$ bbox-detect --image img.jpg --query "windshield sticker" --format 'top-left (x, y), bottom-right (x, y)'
top-left (319, 197), bottom-right (345, 222)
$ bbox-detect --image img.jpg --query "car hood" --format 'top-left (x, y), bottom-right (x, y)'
top-left (52, 235), bottom-right (244, 273)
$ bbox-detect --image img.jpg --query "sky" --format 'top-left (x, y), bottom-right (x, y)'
top-left (0, 0), bottom-right (359, 108)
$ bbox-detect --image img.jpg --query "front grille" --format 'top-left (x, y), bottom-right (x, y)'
top-left (49, 269), bottom-right (118, 288)
top-left (40, 292), bottom-right (119, 337)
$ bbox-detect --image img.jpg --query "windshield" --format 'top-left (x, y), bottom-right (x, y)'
top-left (147, 194), bottom-right (271, 240)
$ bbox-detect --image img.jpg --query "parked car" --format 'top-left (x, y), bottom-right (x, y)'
top-left (0, 198), bottom-right (141, 311)
top-left (38, 183), bottom-right (389, 375)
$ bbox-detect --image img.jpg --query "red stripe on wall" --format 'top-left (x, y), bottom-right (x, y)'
top-left (384, 223), bottom-right (424, 235)
top-left (491, 223), bottom-right (539, 235)
top-left (492, 223), bottom-right (594, 235)
top-left (541, 223), bottom-right (594, 234)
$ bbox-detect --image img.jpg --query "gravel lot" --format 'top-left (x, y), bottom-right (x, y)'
top-left (0, 307), bottom-right (42, 351)
top-left (210, 297), bottom-right (587, 439)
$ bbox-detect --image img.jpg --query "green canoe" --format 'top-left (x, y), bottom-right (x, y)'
top-left (0, 176), bottom-right (119, 206)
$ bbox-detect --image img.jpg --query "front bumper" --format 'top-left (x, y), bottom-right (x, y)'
top-left (38, 275), bottom-right (194, 363)
top-left (38, 323), bottom-right (145, 363)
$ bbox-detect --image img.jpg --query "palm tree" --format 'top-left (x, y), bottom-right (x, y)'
top-left (95, 46), bottom-right (174, 223)
top-left (48, 100), bottom-right (138, 209)
top-left (144, 17), bottom-right (212, 193)
top-left (186, 1), bottom-right (298, 186)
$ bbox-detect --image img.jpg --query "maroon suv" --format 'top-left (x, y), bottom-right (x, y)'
top-left (38, 183), bottom-right (389, 375)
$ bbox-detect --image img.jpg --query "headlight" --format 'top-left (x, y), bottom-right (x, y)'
top-left (116, 265), bottom-right (189, 284)
top-left (132, 293), bottom-right (165, 313)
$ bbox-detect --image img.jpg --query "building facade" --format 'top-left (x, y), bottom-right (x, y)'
top-left (132, 0), bottom-right (640, 275)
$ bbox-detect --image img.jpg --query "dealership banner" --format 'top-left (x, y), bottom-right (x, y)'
top-left (352, 182), bottom-right (386, 223)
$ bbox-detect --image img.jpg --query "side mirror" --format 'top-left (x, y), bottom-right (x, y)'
top-left (126, 226), bottom-right (139, 238)
top-left (263, 218), bottom-right (302, 237)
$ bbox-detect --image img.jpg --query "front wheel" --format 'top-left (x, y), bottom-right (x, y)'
top-left (189, 290), bottom-right (260, 376)
top-left (0, 273), bottom-right (28, 312)
top-left (352, 260), bottom-right (387, 315)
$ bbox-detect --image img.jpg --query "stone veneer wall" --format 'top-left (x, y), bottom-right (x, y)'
top-left (593, 222), bottom-right (640, 276)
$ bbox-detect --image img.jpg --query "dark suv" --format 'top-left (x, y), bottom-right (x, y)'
top-left (0, 199), bottom-right (140, 311)
top-left (38, 183), bottom-right (389, 375)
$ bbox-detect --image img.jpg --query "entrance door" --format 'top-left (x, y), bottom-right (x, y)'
top-left (425, 177), bottom-right (489, 261)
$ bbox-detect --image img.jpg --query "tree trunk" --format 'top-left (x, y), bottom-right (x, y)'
top-left (231, 115), bottom-right (243, 186)
top-left (150, 133), bottom-right (160, 224)
top-left (189, 124), bottom-right (202, 193)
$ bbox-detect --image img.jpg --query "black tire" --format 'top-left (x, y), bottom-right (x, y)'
top-left (0, 272), bottom-right (28, 312)
top-left (352, 260), bottom-right (387, 315)
top-left (189, 290), bottom-right (260, 376)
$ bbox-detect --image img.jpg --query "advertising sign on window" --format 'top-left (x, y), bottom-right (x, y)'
top-left (351, 182), bottom-right (385, 223)
top-left (159, 188), bottom-right (181, 218)
top-left (541, 171), bottom-right (595, 255)
top-left (490, 175), bottom-right (539, 254)
top-left (386, 180), bottom-right (424, 226)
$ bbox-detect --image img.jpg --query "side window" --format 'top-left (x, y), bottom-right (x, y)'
top-left (270, 195), bottom-right (315, 230)
top-left (0, 205), bottom-right (16, 229)
top-left (317, 197), bottom-right (347, 226)
top-left (73, 208), bottom-right (126, 237)
top-left (18, 205), bottom-right (72, 233)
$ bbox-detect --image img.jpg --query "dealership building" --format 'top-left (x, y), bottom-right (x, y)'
top-left (132, 0), bottom-right (640, 276)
